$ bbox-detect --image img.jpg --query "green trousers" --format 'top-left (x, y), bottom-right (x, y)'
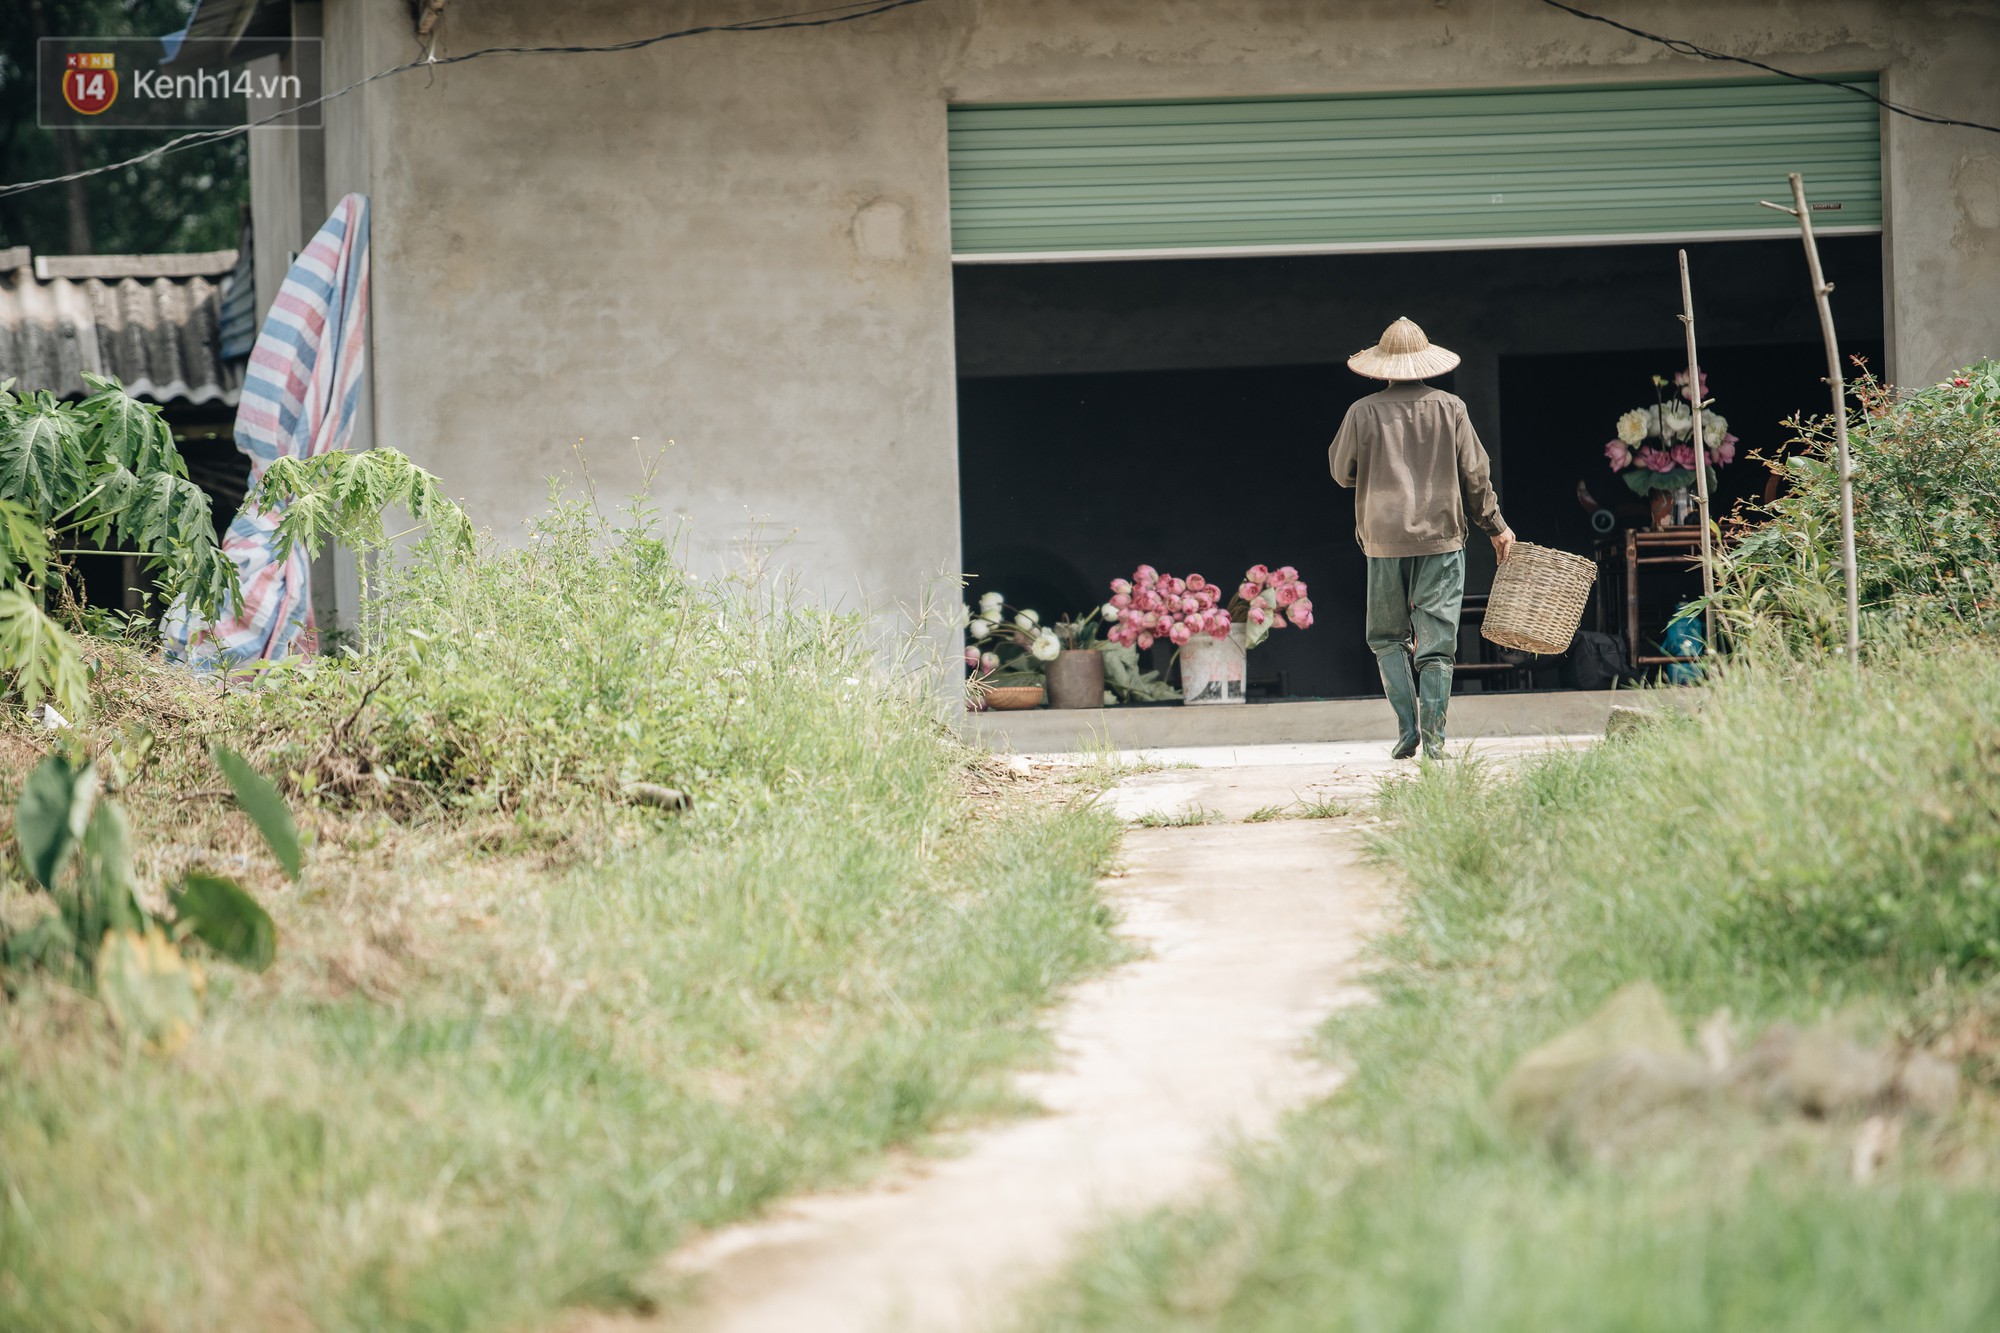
top-left (1366, 551), bottom-right (1464, 759)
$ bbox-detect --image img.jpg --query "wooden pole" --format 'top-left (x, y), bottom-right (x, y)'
top-left (1761, 173), bottom-right (1861, 661)
top-left (1676, 251), bottom-right (1716, 646)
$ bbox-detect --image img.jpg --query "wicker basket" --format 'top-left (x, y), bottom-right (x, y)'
top-left (1481, 543), bottom-right (1597, 655)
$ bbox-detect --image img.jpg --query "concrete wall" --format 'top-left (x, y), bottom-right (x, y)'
top-left (294, 0), bottom-right (2000, 614)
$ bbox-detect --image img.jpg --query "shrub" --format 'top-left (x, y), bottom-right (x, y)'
top-left (231, 490), bottom-right (934, 816)
top-left (1717, 359), bottom-right (2000, 654)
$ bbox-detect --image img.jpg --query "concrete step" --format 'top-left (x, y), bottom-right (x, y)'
top-left (961, 689), bottom-right (1642, 753)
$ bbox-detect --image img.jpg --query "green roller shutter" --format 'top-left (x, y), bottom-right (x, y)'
top-left (948, 77), bottom-right (1881, 260)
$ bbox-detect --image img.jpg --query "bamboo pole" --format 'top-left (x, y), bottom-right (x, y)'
top-left (1760, 172), bottom-right (1861, 660)
top-left (1676, 250), bottom-right (1716, 643)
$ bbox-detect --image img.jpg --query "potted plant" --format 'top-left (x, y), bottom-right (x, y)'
top-left (1604, 366), bottom-right (1739, 529)
top-left (1101, 564), bottom-right (1313, 706)
top-left (964, 589), bottom-right (1061, 710)
top-left (1042, 610), bottom-right (1107, 709)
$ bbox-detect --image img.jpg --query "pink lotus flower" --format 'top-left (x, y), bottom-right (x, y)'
top-left (1110, 578), bottom-right (1132, 596)
top-left (964, 647), bottom-right (982, 669)
top-left (1247, 564), bottom-right (1269, 584)
top-left (1209, 610), bottom-right (1232, 636)
top-left (1276, 566), bottom-right (1299, 583)
top-left (1168, 622), bottom-right (1192, 646)
top-left (1605, 439), bottom-right (1631, 471)
top-left (1134, 564), bottom-right (1158, 584)
top-left (1248, 603), bottom-right (1268, 624)
top-left (1675, 366), bottom-right (1709, 404)
top-left (981, 651), bottom-right (1000, 674)
top-left (1110, 592), bottom-right (1131, 610)
top-left (1276, 583), bottom-right (1301, 608)
top-left (1186, 573), bottom-right (1207, 592)
top-left (1141, 610), bottom-right (1159, 628)
top-left (1290, 598), bottom-right (1314, 629)
top-left (1671, 443), bottom-right (1696, 470)
top-left (1237, 581), bottom-right (1258, 601)
top-left (1136, 632), bottom-right (1153, 649)
top-left (1716, 433), bottom-right (1738, 466)
top-left (1640, 447), bottom-right (1674, 473)
top-left (1136, 590), bottom-right (1161, 612)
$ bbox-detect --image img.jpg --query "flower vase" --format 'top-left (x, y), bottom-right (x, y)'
top-left (1180, 625), bottom-right (1249, 705)
top-left (1649, 489), bottom-right (1674, 531)
top-left (1044, 647), bottom-right (1105, 709)
top-left (1671, 486), bottom-right (1697, 526)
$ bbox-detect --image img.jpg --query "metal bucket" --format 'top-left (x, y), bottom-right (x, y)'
top-left (1179, 625), bottom-right (1248, 705)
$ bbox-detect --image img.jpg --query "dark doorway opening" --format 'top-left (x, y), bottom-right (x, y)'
top-left (954, 235), bottom-right (1885, 698)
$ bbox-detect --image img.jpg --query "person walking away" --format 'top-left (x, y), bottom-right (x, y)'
top-left (1329, 317), bottom-right (1515, 760)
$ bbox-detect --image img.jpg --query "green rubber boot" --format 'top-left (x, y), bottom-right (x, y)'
top-left (1377, 649), bottom-right (1421, 760)
top-left (1418, 661), bottom-right (1453, 760)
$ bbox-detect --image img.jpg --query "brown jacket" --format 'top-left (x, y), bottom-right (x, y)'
top-left (1328, 383), bottom-right (1506, 558)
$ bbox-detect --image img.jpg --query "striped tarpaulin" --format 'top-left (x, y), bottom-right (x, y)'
top-left (166, 193), bottom-right (369, 666)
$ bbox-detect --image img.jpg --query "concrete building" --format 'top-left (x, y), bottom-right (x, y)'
top-left (223, 0), bottom-right (1999, 693)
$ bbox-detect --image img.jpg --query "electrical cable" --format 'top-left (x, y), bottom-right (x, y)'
top-left (1538, 0), bottom-right (2000, 136)
top-left (0, 0), bottom-right (932, 201)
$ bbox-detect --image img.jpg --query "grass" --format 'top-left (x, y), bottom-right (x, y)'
top-left (1021, 644), bottom-right (2000, 1333)
top-left (1132, 806), bottom-right (1220, 828)
top-left (1245, 795), bottom-right (1354, 823)
top-left (0, 499), bottom-right (1123, 1332)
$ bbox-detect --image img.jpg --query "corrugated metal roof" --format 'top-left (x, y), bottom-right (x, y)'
top-left (0, 248), bottom-right (243, 406)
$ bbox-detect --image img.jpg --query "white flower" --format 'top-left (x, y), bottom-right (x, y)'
top-left (1615, 409), bottom-right (1649, 446)
top-left (1103, 601), bottom-right (1122, 620)
top-left (1015, 609), bottom-right (1039, 630)
top-left (969, 618), bottom-right (991, 639)
top-left (1701, 410), bottom-right (1728, 442)
top-left (1660, 402), bottom-right (1694, 440)
top-left (979, 591), bottom-right (1003, 613)
top-left (1031, 629), bottom-right (1062, 661)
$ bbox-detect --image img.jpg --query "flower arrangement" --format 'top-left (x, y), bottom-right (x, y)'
top-left (1605, 366), bottom-right (1739, 495)
top-left (965, 589), bottom-right (1061, 673)
top-left (1101, 563), bottom-right (1313, 651)
top-left (1232, 564), bottom-right (1314, 647)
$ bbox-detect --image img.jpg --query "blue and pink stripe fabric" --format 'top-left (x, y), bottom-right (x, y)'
top-left (167, 193), bottom-right (371, 666)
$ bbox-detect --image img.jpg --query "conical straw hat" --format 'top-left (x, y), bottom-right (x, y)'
top-left (1347, 316), bottom-right (1461, 381)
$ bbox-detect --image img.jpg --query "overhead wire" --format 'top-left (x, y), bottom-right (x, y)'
top-left (0, 0), bottom-right (933, 201)
top-left (1537, 0), bottom-right (2000, 136)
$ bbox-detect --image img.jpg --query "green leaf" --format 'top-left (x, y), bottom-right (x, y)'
top-left (78, 376), bottom-right (183, 477)
top-left (0, 584), bottom-right (91, 717)
top-left (14, 755), bottom-right (98, 890)
top-left (0, 400), bottom-right (88, 521)
top-left (1, 912), bottom-right (80, 979)
top-left (212, 746), bottom-right (303, 880)
top-left (78, 801), bottom-right (144, 936)
top-left (0, 498), bottom-right (50, 583)
top-left (172, 872), bottom-right (277, 972)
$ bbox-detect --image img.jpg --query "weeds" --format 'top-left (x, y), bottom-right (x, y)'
top-left (1133, 806), bottom-right (1219, 828)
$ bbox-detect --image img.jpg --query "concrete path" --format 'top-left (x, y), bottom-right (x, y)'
top-left (600, 738), bottom-right (1586, 1333)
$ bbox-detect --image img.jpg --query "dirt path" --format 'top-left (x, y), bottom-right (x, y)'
top-left (599, 739), bottom-right (1586, 1333)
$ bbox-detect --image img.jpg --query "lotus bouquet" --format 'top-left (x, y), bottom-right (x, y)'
top-left (965, 589), bottom-right (1061, 679)
top-left (1101, 563), bottom-right (1313, 651)
top-left (1605, 366), bottom-right (1740, 495)
top-left (1232, 563), bottom-right (1314, 647)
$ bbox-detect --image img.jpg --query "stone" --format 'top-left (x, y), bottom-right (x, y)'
top-left (625, 782), bottom-right (692, 811)
top-left (1495, 981), bottom-right (1698, 1141)
top-left (1605, 704), bottom-right (1659, 739)
top-left (1894, 1049), bottom-right (1961, 1118)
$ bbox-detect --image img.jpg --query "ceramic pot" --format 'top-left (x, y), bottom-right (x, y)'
top-left (1044, 648), bottom-right (1105, 709)
top-left (1179, 624), bottom-right (1249, 705)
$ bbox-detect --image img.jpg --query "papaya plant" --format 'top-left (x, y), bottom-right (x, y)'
top-left (0, 373), bottom-right (234, 717)
top-left (3, 743), bottom-right (298, 1054)
top-left (0, 374), bottom-right (473, 716)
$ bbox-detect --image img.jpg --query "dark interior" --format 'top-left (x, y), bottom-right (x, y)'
top-left (953, 236), bottom-right (1885, 698)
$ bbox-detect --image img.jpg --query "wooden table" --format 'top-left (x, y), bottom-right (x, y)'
top-left (1595, 529), bottom-right (1707, 670)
